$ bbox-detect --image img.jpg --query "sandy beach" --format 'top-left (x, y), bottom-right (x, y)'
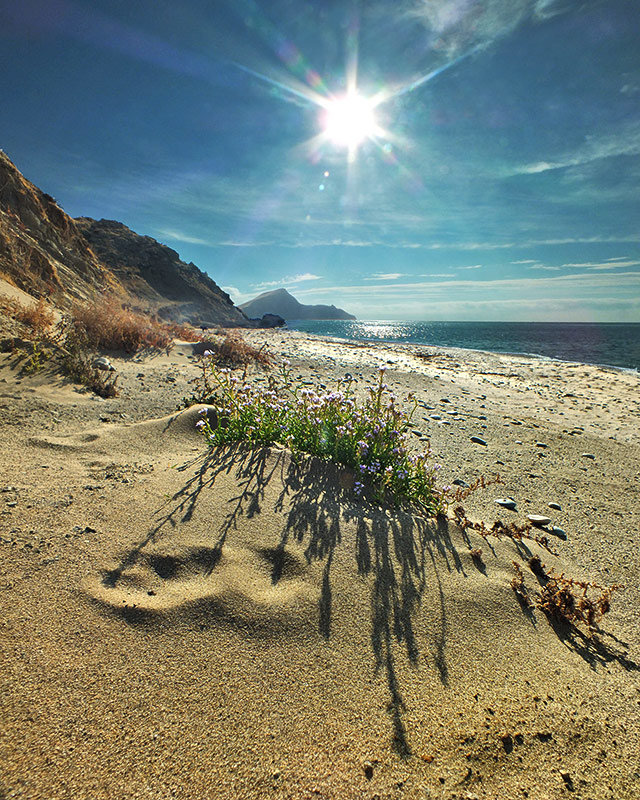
top-left (1, 327), bottom-right (639, 800)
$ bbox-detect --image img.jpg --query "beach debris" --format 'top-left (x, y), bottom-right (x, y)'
top-left (453, 479), bottom-right (469, 487)
top-left (528, 514), bottom-right (552, 527)
top-left (581, 452), bottom-right (596, 459)
top-left (363, 761), bottom-right (374, 780)
top-left (550, 526), bottom-right (567, 539)
top-left (470, 436), bottom-right (487, 446)
top-left (548, 502), bottom-right (562, 511)
top-left (535, 442), bottom-right (548, 448)
top-left (495, 498), bottom-right (517, 510)
top-left (93, 356), bottom-right (115, 371)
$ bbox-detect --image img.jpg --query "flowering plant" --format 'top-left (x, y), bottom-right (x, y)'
top-left (196, 360), bottom-right (447, 515)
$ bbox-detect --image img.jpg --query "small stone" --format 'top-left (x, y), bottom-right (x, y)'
top-left (581, 453), bottom-right (595, 459)
top-left (430, 414), bottom-right (442, 420)
top-left (93, 356), bottom-right (114, 371)
top-left (528, 514), bottom-right (552, 527)
top-left (453, 479), bottom-right (470, 487)
top-left (6, 501), bottom-right (17, 507)
top-left (470, 436), bottom-right (487, 446)
top-left (550, 526), bottom-right (567, 539)
top-left (548, 502), bottom-right (562, 510)
top-left (363, 761), bottom-right (374, 780)
top-left (535, 442), bottom-right (548, 448)
top-left (495, 498), bottom-right (517, 510)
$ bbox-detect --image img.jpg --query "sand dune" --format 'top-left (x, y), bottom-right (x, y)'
top-left (1, 342), bottom-right (639, 799)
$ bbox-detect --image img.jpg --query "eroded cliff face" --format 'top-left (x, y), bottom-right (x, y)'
top-left (0, 151), bottom-right (248, 326)
top-left (0, 151), bottom-right (120, 304)
top-left (75, 217), bottom-right (247, 326)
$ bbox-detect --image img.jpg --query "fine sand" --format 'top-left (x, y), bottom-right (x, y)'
top-left (1, 325), bottom-right (639, 800)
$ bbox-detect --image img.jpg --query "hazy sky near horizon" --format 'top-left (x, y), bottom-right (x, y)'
top-left (1, 0), bottom-right (639, 321)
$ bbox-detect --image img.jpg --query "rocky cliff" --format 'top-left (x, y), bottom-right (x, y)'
top-left (74, 218), bottom-right (246, 327)
top-left (240, 288), bottom-right (355, 322)
top-left (0, 151), bottom-right (248, 326)
top-left (0, 151), bottom-right (120, 304)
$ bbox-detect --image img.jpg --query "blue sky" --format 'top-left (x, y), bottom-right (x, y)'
top-left (1, 0), bottom-right (639, 321)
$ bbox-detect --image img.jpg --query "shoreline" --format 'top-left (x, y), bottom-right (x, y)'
top-left (282, 319), bottom-right (640, 373)
top-left (289, 327), bottom-right (640, 375)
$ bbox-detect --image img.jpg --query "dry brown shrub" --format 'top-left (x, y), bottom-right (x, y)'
top-left (164, 322), bottom-right (204, 343)
top-left (72, 300), bottom-right (172, 353)
top-left (214, 332), bottom-right (270, 367)
top-left (0, 296), bottom-right (55, 336)
top-left (533, 565), bottom-right (620, 631)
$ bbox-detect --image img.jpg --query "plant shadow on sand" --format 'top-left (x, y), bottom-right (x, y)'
top-left (98, 443), bottom-right (639, 756)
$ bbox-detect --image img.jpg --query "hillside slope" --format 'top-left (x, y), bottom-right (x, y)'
top-left (0, 151), bottom-right (120, 304)
top-left (0, 151), bottom-right (248, 326)
top-left (75, 217), bottom-right (246, 326)
top-left (240, 288), bottom-right (355, 321)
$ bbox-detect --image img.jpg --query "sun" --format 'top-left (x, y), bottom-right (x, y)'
top-left (322, 91), bottom-right (378, 150)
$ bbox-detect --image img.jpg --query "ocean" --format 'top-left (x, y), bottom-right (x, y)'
top-left (286, 320), bottom-right (640, 373)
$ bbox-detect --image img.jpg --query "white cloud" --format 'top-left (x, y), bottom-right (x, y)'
top-left (365, 272), bottom-right (406, 281)
top-left (511, 259), bottom-right (538, 264)
top-left (561, 260), bottom-right (640, 270)
top-left (458, 264), bottom-right (483, 270)
top-left (510, 121), bottom-right (640, 176)
top-left (156, 228), bottom-right (212, 246)
top-left (251, 272), bottom-right (322, 292)
top-left (221, 286), bottom-right (250, 303)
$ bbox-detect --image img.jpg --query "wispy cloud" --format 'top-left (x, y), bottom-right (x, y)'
top-left (157, 228), bottom-right (212, 246)
top-left (561, 260), bottom-right (640, 270)
top-left (364, 272), bottom-right (406, 281)
top-left (509, 121), bottom-right (640, 176)
top-left (251, 272), bottom-right (322, 292)
top-left (457, 264), bottom-right (483, 270)
top-left (293, 269), bottom-right (640, 321)
top-left (511, 259), bottom-right (538, 264)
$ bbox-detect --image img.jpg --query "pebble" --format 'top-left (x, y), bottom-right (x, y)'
top-left (548, 502), bottom-right (562, 511)
top-left (528, 514), bottom-right (552, 527)
top-left (93, 356), bottom-right (114, 371)
top-left (453, 479), bottom-right (469, 488)
top-left (430, 414), bottom-right (442, 420)
top-left (535, 442), bottom-right (548, 448)
top-left (470, 436), bottom-right (487, 446)
top-left (495, 498), bottom-right (517, 510)
top-left (581, 453), bottom-right (595, 459)
top-left (550, 526), bottom-right (567, 539)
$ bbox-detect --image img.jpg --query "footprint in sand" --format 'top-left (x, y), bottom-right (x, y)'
top-left (84, 540), bottom-right (321, 635)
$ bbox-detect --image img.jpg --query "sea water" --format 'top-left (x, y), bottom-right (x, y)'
top-left (286, 320), bottom-right (640, 373)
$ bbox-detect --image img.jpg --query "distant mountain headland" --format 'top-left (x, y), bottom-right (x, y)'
top-left (0, 151), bottom-right (248, 327)
top-left (240, 288), bottom-right (355, 322)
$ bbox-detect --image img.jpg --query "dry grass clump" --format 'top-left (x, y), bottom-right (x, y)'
top-left (71, 300), bottom-right (172, 353)
top-left (211, 332), bottom-right (271, 367)
top-left (0, 295), bottom-right (55, 336)
top-left (164, 322), bottom-right (203, 343)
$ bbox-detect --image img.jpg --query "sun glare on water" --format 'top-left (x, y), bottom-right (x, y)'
top-left (322, 91), bottom-right (378, 150)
